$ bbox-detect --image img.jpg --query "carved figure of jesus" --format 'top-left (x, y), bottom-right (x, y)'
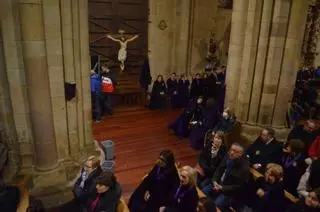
top-left (107, 30), bottom-right (139, 71)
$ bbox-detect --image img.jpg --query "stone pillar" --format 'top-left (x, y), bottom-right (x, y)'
top-left (225, 0), bottom-right (248, 109)
top-left (19, 0), bottom-right (58, 170)
top-left (248, 0), bottom-right (275, 124)
top-left (236, 0), bottom-right (263, 121)
top-left (258, 0), bottom-right (291, 125)
top-left (272, 0), bottom-right (310, 127)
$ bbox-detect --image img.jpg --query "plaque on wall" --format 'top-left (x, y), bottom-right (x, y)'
top-left (218, 0), bottom-right (233, 9)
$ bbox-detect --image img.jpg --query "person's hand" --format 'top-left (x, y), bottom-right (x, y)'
top-left (144, 190), bottom-right (150, 201)
top-left (195, 164), bottom-right (205, 177)
top-left (159, 206), bottom-right (166, 212)
top-left (256, 188), bottom-right (265, 198)
top-left (213, 181), bottom-right (222, 191)
top-left (252, 163), bottom-right (262, 170)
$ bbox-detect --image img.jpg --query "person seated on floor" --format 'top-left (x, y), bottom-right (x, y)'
top-left (211, 107), bottom-right (236, 134)
top-left (197, 197), bottom-right (218, 212)
top-left (0, 182), bottom-right (20, 212)
top-left (249, 163), bottom-right (286, 212)
top-left (128, 150), bottom-right (180, 212)
top-left (72, 155), bottom-right (102, 203)
top-left (195, 131), bottom-right (227, 190)
top-left (286, 188), bottom-right (320, 212)
top-left (288, 120), bottom-right (318, 155)
top-left (159, 166), bottom-right (199, 212)
top-left (246, 127), bottom-right (282, 172)
top-left (308, 136), bottom-right (320, 160)
top-left (202, 143), bottom-right (250, 211)
top-left (169, 96), bottom-right (204, 138)
top-left (279, 139), bottom-right (307, 196)
top-left (297, 159), bottom-right (320, 199)
top-left (149, 75), bottom-right (167, 111)
top-left (189, 98), bottom-right (220, 150)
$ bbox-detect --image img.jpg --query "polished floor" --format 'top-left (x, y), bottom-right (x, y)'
top-left (93, 106), bottom-right (197, 198)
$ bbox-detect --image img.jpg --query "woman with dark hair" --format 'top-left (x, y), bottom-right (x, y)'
top-left (149, 75), bottom-right (167, 110)
top-left (287, 188), bottom-right (320, 212)
top-left (189, 98), bottom-right (220, 150)
top-left (128, 150), bottom-right (180, 212)
top-left (278, 139), bottom-right (307, 196)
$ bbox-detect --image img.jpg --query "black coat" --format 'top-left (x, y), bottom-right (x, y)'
top-left (252, 177), bottom-right (286, 212)
top-left (149, 81), bottom-right (167, 109)
top-left (287, 125), bottom-right (318, 154)
top-left (140, 58), bottom-right (152, 90)
top-left (246, 138), bottom-right (282, 170)
top-left (164, 184), bottom-right (199, 212)
top-left (73, 167), bottom-right (102, 202)
top-left (84, 182), bottom-right (122, 212)
top-left (198, 144), bottom-right (227, 178)
top-left (212, 156), bottom-right (250, 198)
top-left (190, 79), bottom-right (203, 99)
top-left (0, 186), bottom-right (20, 212)
top-left (128, 165), bottom-right (180, 212)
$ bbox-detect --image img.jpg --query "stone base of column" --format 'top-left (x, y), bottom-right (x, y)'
top-left (28, 146), bottom-right (97, 208)
top-left (241, 122), bottom-right (290, 144)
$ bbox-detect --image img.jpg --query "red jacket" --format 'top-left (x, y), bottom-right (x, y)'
top-left (309, 136), bottom-right (320, 159)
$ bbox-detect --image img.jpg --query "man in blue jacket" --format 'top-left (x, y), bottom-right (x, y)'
top-left (91, 70), bottom-right (103, 123)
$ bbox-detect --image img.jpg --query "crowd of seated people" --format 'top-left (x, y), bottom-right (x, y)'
top-left (149, 68), bottom-right (226, 111)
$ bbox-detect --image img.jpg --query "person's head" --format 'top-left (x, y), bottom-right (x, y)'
top-left (203, 73), bottom-right (208, 78)
top-left (170, 73), bottom-right (176, 79)
top-left (303, 120), bottom-right (317, 133)
top-left (157, 75), bottom-right (163, 82)
top-left (179, 165), bottom-right (197, 186)
top-left (197, 96), bottom-right (204, 104)
top-left (206, 98), bottom-right (216, 108)
top-left (90, 69), bottom-right (96, 76)
top-left (283, 139), bottom-right (305, 155)
top-left (197, 197), bottom-right (217, 212)
top-left (260, 127), bottom-right (275, 143)
top-left (228, 143), bottom-right (244, 160)
top-left (195, 73), bottom-right (200, 79)
top-left (180, 74), bottom-right (185, 80)
top-left (157, 149), bottom-right (175, 169)
top-left (84, 155), bottom-right (100, 173)
top-left (264, 163), bottom-right (283, 184)
top-left (101, 65), bottom-right (109, 73)
top-left (211, 131), bottom-right (224, 150)
top-left (305, 188), bottom-right (320, 208)
top-left (95, 171), bottom-right (117, 194)
top-left (222, 107), bottom-right (233, 119)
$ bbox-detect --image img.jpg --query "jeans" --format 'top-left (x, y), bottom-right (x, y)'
top-left (199, 178), bottom-right (212, 195)
top-left (103, 93), bottom-right (113, 115)
top-left (215, 194), bottom-right (232, 212)
top-left (91, 92), bottom-right (102, 121)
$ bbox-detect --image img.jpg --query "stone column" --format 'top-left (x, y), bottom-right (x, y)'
top-left (19, 0), bottom-right (58, 170)
top-left (42, 0), bottom-right (69, 160)
top-left (248, 0), bottom-right (275, 124)
top-left (235, 0), bottom-right (263, 121)
top-left (257, 0), bottom-right (291, 125)
top-left (272, 0), bottom-right (310, 127)
top-left (225, 0), bottom-right (248, 109)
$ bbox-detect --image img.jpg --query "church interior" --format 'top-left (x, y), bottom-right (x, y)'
top-left (1, 0), bottom-right (320, 211)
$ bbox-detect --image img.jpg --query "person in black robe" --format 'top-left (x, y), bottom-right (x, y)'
top-left (287, 120), bottom-right (318, 155)
top-left (278, 139), bottom-right (307, 196)
top-left (246, 127), bottom-right (282, 172)
top-left (207, 71), bottom-right (218, 99)
top-left (212, 107), bottom-right (236, 133)
top-left (167, 73), bottom-right (179, 108)
top-left (202, 73), bottom-right (210, 100)
top-left (286, 188), bottom-right (320, 212)
top-left (160, 166), bottom-right (199, 212)
top-left (140, 57), bottom-right (152, 91)
top-left (248, 163), bottom-right (286, 212)
top-left (177, 74), bottom-right (190, 108)
top-left (196, 131), bottom-right (227, 190)
top-left (190, 73), bottom-right (203, 100)
top-left (169, 97), bottom-right (203, 138)
top-left (128, 150), bottom-right (180, 212)
top-left (189, 98), bottom-right (220, 150)
top-left (149, 75), bottom-right (167, 110)
top-left (216, 67), bottom-right (226, 112)
top-left (0, 183), bottom-right (20, 212)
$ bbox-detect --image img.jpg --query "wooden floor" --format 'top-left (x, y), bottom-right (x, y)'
top-left (93, 106), bottom-right (197, 199)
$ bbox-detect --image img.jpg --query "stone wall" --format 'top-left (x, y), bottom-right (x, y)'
top-left (149, 0), bottom-right (232, 80)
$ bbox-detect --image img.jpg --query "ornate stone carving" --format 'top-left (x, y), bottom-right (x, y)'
top-left (158, 20), bottom-right (168, 31)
